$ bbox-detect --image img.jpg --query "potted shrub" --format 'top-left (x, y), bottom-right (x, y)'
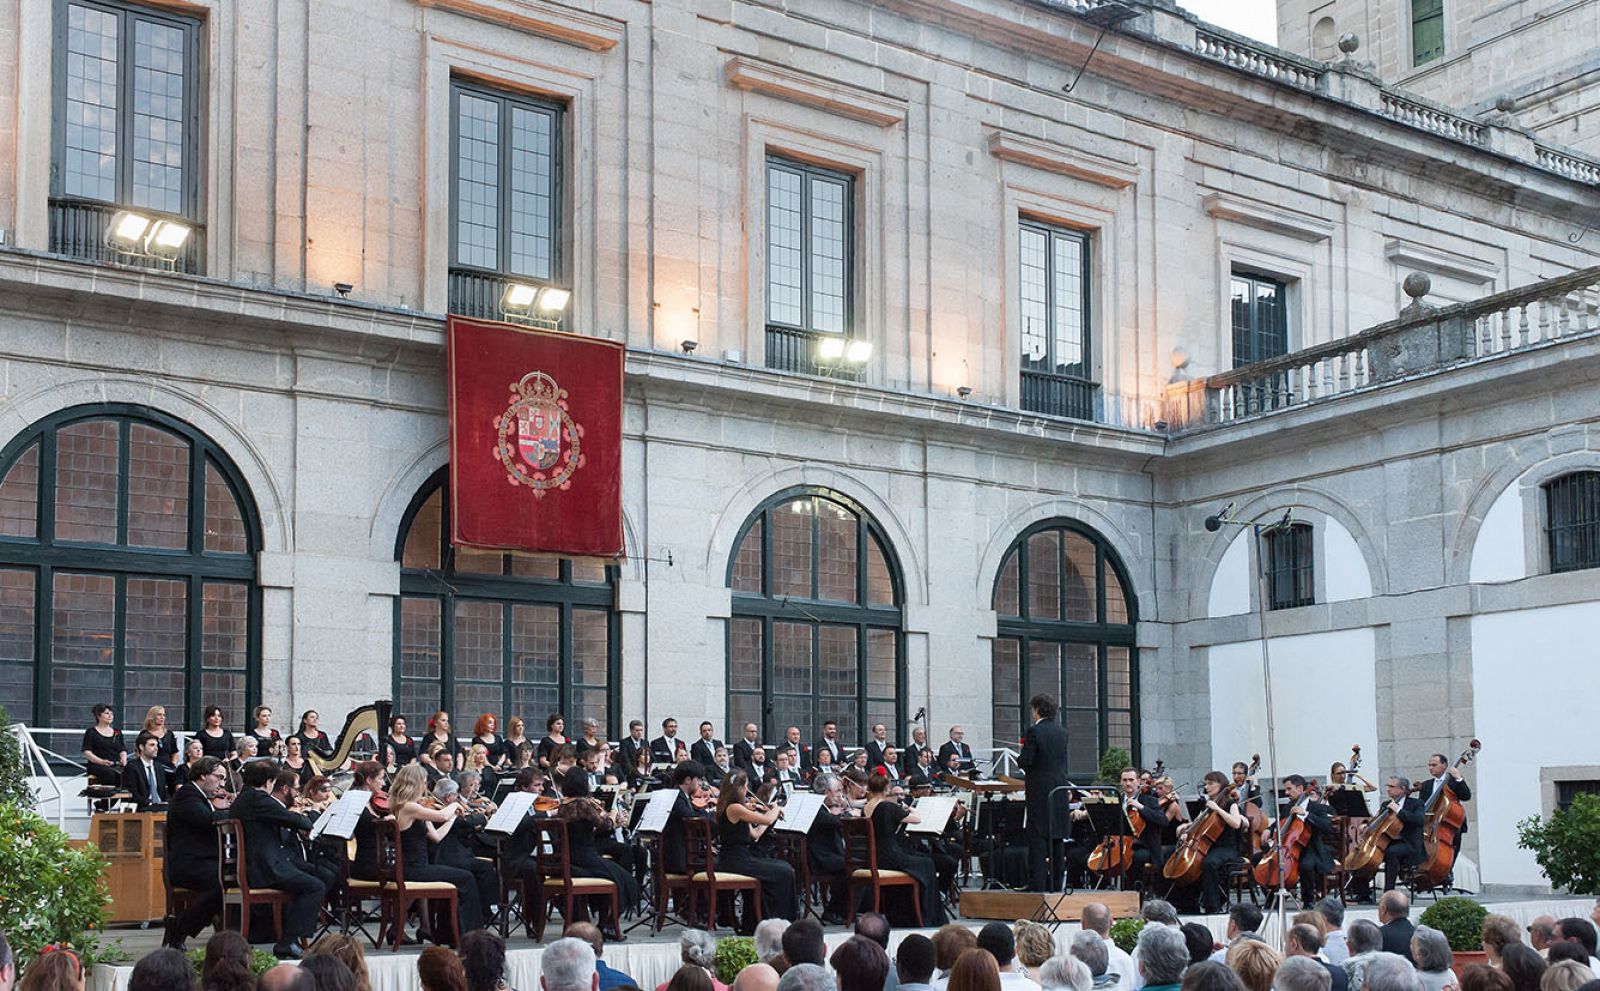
top-left (1419, 896), bottom-right (1490, 974)
top-left (714, 936), bottom-right (757, 985)
top-left (1110, 917), bottom-right (1145, 954)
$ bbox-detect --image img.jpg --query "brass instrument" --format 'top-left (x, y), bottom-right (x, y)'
top-left (307, 700), bottom-right (393, 775)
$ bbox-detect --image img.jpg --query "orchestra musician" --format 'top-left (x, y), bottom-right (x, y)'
top-left (1062, 790), bottom-right (1099, 889)
top-left (660, 761), bottom-right (711, 876)
top-left (732, 722), bottom-right (763, 772)
top-left (162, 756), bottom-right (231, 950)
top-left (1152, 775), bottom-right (1189, 867)
top-left (389, 763), bottom-right (484, 934)
top-left (863, 773), bottom-right (945, 924)
top-left (1267, 774), bottom-right (1334, 903)
top-left (557, 768), bottom-right (638, 938)
top-left (293, 710), bottom-right (334, 762)
top-left (1176, 771), bottom-right (1247, 914)
top-left (282, 736), bottom-right (314, 786)
top-left (814, 720), bottom-right (844, 768)
top-left (1379, 775), bottom-right (1426, 892)
top-left (346, 760), bottom-right (387, 882)
top-left (864, 723), bottom-right (890, 769)
top-left (468, 744), bottom-right (500, 797)
top-left (650, 718), bottom-right (682, 764)
top-left (500, 766), bottom-right (552, 883)
top-left (1329, 760), bottom-right (1375, 793)
top-left (692, 721), bottom-right (724, 767)
top-left (937, 726), bottom-right (976, 776)
top-left (430, 777), bottom-right (500, 927)
top-left (537, 714), bottom-right (569, 769)
top-left (1019, 693), bottom-right (1069, 892)
top-left (806, 773), bottom-right (850, 925)
top-left (384, 715), bottom-right (417, 769)
top-left (174, 737), bottom-right (206, 788)
top-left (121, 731), bottom-right (170, 809)
top-left (1114, 766), bottom-right (1164, 875)
top-left (1231, 761), bottom-right (1262, 813)
top-left (269, 768), bottom-right (339, 894)
top-left (713, 768), bottom-right (799, 931)
top-left (231, 761), bottom-right (325, 959)
top-left (232, 735), bottom-right (261, 776)
top-left (1420, 753), bottom-right (1472, 827)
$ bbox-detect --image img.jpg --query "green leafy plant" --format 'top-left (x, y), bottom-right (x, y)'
top-left (1099, 747), bottom-right (1132, 784)
top-left (1517, 793), bottom-right (1600, 895)
top-left (0, 706), bottom-right (34, 808)
top-left (1418, 896), bottom-right (1489, 952)
top-left (1110, 917), bottom-right (1145, 954)
top-left (714, 936), bottom-right (758, 984)
top-left (187, 945), bottom-right (279, 977)
top-left (0, 802), bottom-right (112, 969)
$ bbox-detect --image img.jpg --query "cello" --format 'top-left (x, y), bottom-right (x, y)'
top-left (1162, 772), bottom-right (1246, 885)
top-left (1086, 794), bottom-right (1147, 876)
top-left (1253, 779), bottom-right (1317, 888)
top-left (1412, 740), bottom-right (1481, 887)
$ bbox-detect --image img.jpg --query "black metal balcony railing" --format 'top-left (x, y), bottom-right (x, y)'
top-left (48, 198), bottom-right (205, 275)
top-left (1020, 368), bottom-right (1099, 420)
top-left (764, 325), bottom-right (866, 380)
top-left (447, 268), bottom-right (514, 320)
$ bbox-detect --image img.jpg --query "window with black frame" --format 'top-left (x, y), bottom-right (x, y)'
top-left (1412, 0), bottom-right (1445, 66)
top-left (765, 158), bottom-right (858, 376)
top-left (1265, 522), bottom-right (1315, 610)
top-left (1231, 271), bottom-right (1290, 412)
top-left (990, 522), bottom-right (1137, 777)
top-left (726, 490), bottom-right (900, 748)
top-left (1019, 220), bottom-right (1096, 420)
top-left (50, 0), bottom-right (203, 272)
top-left (447, 80), bottom-right (567, 323)
top-left (0, 406), bottom-right (259, 729)
top-left (394, 472), bottom-right (617, 737)
top-left (1545, 472), bottom-right (1600, 574)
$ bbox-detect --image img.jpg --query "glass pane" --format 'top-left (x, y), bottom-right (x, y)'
top-left (1254, 280), bottom-right (1286, 361)
top-left (511, 684), bottom-right (560, 728)
top-left (399, 597), bottom-right (442, 683)
top-left (772, 620), bottom-right (812, 695)
top-left (993, 550), bottom-right (1020, 616)
top-left (1107, 710), bottom-right (1132, 754)
top-left (0, 443), bottom-right (39, 539)
top-left (992, 639), bottom-right (1020, 747)
top-left (401, 489), bottom-right (442, 569)
top-left (508, 104), bottom-right (555, 280)
top-left (510, 603), bottom-right (559, 687)
top-left (130, 18), bottom-right (187, 214)
top-left (1105, 564), bottom-right (1129, 625)
top-left (993, 706), bottom-right (1021, 752)
top-left (52, 572), bottom-right (115, 666)
top-left (732, 520), bottom-right (763, 593)
top-left (203, 461), bottom-right (249, 555)
top-left (510, 555), bottom-right (559, 579)
top-left (729, 617), bottom-right (762, 693)
top-left (454, 682), bottom-right (503, 726)
top-left (54, 419), bottom-right (119, 544)
top-left (766, 164), bottom-right (803, 326)
top-left (770, 695), bottom-right (811, 749)
top-left (865, 628), bottom-right (896, 698)
top-left (201, 582), bottom-right (249, 729)
top-left (1063, 531), bottom-right (1096, 622)
top-left (571, 609), bottom-right (608, 687)
top-left (1064, 643), bottom-right (1098, 709)
top-left (1230, 277), bottom-right (1253, 367)
top-left (1051, 232), bottom-right (1086, 372)
top-left (454, 547), bottom-right (505, 576)
top-left (572, 687), bottom-right (607, 736)
top-left (452, 600), bottom-right (503, 682)
top-left (63, 2), bottom-right (120, 202)
top-left (1027, 640), bottom-right (1060, 703)
top-left (455, 91), bottom-right (501, 270)
top-left (816, 500), bottom-right (858, 603)
top-left (399, 680), bottom-right (440, 729)
top-left (865, 536), bottom-right (895, 606)
top-left (831, 700), bottom-right (860, 749)
top-left (1065, 709), bottom-right (1100, 776)
top-left (52, 663), bottom-right (113, 729)
top-left (1019, 226), bottom-right (1049, 368)
top-left (808, 175), bottom-right (848, 334)
top-left (818, 625), bottom-right (857, 698)
top-left (866, 701), bottom-right (896, 748)
top-left (731, 694), bottom-right (765, 743)
top-left (124, 577), bottom-right (185, 668)
top-left (126, 423), bottom-right (189, 550)
top-left (0, 569), bottom-right (37, 723)
top-left (1026, 530), bottom-right (1060, 620)
top-left (571, 559), bottom-right (608, 584)
top-left (770, 499), bottom-right (814, 598)
top-left (1107, 646), bottom-right (1132, 709)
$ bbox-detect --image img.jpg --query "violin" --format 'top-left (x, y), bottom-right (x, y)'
top-left (534, 794), bottom-right (561, 813)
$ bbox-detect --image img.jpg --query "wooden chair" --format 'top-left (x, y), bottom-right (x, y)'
top-left (162, 863), bottom-right (204, 937)
top-left (652, 831), bottom-right (694, 933)
top-left (374, 817), bottom-right (460, 949)
top-left (522, 818), bottom-right (620, 940)
top-left (683, 816), bottom-right (762, 934)
top-left (215, 819), bottom-right (291, 942)
top-left (842, 816), bottom-right (922, 926)
top-left (330, 835), bottom-right (389, 948)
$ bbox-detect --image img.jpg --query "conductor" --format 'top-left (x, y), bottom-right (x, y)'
top-left (1018, 692), bottom-right (1068, 891)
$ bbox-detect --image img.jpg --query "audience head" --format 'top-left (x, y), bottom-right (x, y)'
top-left (1348, 921), bottom-right (1384, 957)
top-left (541, 938), bottom-right (599, 991)
top-left (832, 936), bottom-right (890, 991)
top-left (1071, 929), bottom-right (1110, 977)
top-left (300, 956), bottom-right (357, 991)
top-left (898, 934), bottom-right (937, 986)
top-left (1555, 920), bottom-right (1599, 958)
top-left (1273, 958), bottom-right (1330, 991)
top-left (1545, 945), bottom-right (1588, 967)
top-left (257, 964), bottom-right (315, 991)
top-left (681, 930), bottom-right (718, 970)
top-left (1378, 892), bottom-right (1410, 923)
top-left (977, 922), bottom-right (1018, 969)
top-left (1412, 927), bottom-right (1454, 974)
top-left (1013, 920), bottom-right (1055, 970)
top-left (1186, 922), bottom-right (1220, 964)
top-left (460, 930), bottom-right (510, 991)
top-left (201, 930), bottom-right (256, 991)
top-left (1502, 945), bottom-right (1549, 991)
top-left (1460, 966), bottom-right (1514, 991)
top-left (1082, 903), bottom-right (1114, 937)
top-left (1182, 962), bottom-right (1245, 991)
top-left (1315, 898), bottom-right (1346, 931)
top-left (667, 966), bottom-right (715, 991)
top-left (1541, 962), bottom-right (1594, 991)
top-left (755, 919), bottom-right (790, 965)
top-left (19, 946), bottom-right (87, 991)
top-left (735, 965), bottom-right (781, 991)
top-left (1230, 904), bottom-right (1265, 938)
top-left (1144, 900), bottom-right (1182, 927)
top-left (783, 920), bottom-right (827, 968)
top-left (1039, 956), bottom-right (1092, 991)
top-left (1478, 917), bottom-right (1522, 964)
top-left (418, 946), bottom-right (469, 991)
top-left (948, 948), bottom-right (1003, 991)
top-left (934, 924), bottom-right (979, 974)
top-left (306, 935), bottom-right (371, 991)
top-left (565, 922), bottom-right (606, 959)
top-left (855, 913), bottom-right (891, 950)
top-left (1138, 922), bottom-right (1191, 986)
top-left (778, 964), bottom-right (837, 991)
top-left (1531, 919), bottom-right (1559, 952)
top-left (1363, 954), bottom-right (1422, 991)
top-left (1285, 925), bottom-right (1323, 959)
top-left (1227, 939), bottom-right (1283, 991)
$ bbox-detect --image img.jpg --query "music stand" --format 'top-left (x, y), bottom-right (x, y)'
top-left (1083, 797), bottom-right (1132, 889)
top-left (1326, 787), bottom-right (1371, 818)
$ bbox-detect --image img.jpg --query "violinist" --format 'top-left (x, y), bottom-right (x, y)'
top-left (1264, 774), bottom-right (1334, 902)
top-left (431, 777), bottom-right (500, 927)
top-left (863, 772), bottom-right (945, 924)
top-left (1329, 761), bottom-right (1376, 793)
top-left (661, 761), bottom-right (712, 876)
top-left (389, 763), bottom-right (484, 934)
top-left (556, 769), bottom-right (638, 939)
top-left (714, 769), bottom-right (799, 931)
top-left (295, 774), bottom-right (335, 816)
top-left (347, 760), bottom-right (387, 883)
top-left (807, 773), bottom-right (850, 925)
top-left (548, 743), bottom-right (579, 788)
top-left (1380, 775), bottom-right (1426, 892)
top-left (500, 766), bottom-right (551, 883)
top-left (1176, 771), bottom-right (1246, 914)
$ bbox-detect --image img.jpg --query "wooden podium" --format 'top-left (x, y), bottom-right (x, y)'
top-left (92, 812), bottom-right (168, 923)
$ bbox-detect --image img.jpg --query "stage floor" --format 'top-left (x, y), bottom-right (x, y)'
top-left (89, 892), bottom-right (1596, 991)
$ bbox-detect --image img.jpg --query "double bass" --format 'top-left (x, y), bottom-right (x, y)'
top-left (1343, 785), bottom-right (1404, 878)
top-left (1412, 740), bottom-right (1481, 887)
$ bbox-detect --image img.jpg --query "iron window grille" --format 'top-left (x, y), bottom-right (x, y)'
top-left (1546, 472), bottom-right (1600, 574)
top-left (1265, 522), bottom-right (1315, 610)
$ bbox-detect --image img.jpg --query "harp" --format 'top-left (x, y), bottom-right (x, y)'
top-left (307, 700), bottom-right (393, 775)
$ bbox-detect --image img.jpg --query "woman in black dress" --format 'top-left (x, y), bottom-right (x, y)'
top-left (1177, 770), bottom-right (1246, 915)
top-left (385, 715), bottom-right (417, 769)
top-left (470, 714), bottom-right (506, 769)
top-left (503, 717), bottom-right (530, 767)
top-left (535, 714), bottom-right (568, 770)
top-left (712, 768), bottom-right (798, 931)
top-left (574, 718), bottom-right (603, 757)
top-left (81, 703), bottom-right (126, 786)
top-left (282, 735), bottom-right (315, 785)
top-left (140, 705), bottom-right (179, 773)
top-left (390, 763), bottom-right (483, 937)
top-left (557, 768), bottom-right (639, 934)
top-left (347, 760), bottom-right (387, 881)
top-left (294, 710), bottom-right (334, 762)
top-left (195, 705), bottom-right (235, 762)
top-left (863, 772), bottom-right (944, 925)
top-left (242, 705), bottom-right (281, 751)
top-left (422, 710), bottom-right (461, 768)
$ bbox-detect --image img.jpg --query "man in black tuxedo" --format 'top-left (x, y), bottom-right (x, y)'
top-left (903, 726), bottom-right (930, 771)
top-left (1018, 694), bottom-right (1068, 891)
top-left (813, 720), bottom-right (843, 768)
top-left (863, 723), bottom-right (889, 769)
top-left (231, 760), bottom-right (324, 958)
top-left (1266, 774), bottom-right (1337, 904)
top-left (732, 722), bottom-right (762, 772)
top-left (690, 721), bottom-right (723, 767)
top-left (1378, 890), bottom-right (1416, 963)
top-left (1419, 752), bottom-right (1472, 833)
top-left (782, 725), bottom-right (812, 774)
top-left (1380, 776), bottom-right (1426, 893)
top-left (499, 768), bottom-right (551, 882)
top-left (805, 778), bottom-right (848, 924)
top-left (1118, 767), bottom-right (1164, 872)
top-left (163, 757), bottom-right (231, 949)
top-left (121, 731), bottom-right (170, 809)
top-left (937, 726), bottom-right (976, 776)
top-left (660, 761), bottom-right (711, 875)
top-left (617, 720), bottom-right (648, 776)
top-left (649, 718), bottom-right (680, 765)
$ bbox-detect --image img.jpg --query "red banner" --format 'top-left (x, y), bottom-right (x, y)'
top-left (447, 315), bottom-right (624, 559)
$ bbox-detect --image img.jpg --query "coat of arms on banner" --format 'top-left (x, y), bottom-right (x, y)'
top-left (493, 371), bottom-right (585, 495)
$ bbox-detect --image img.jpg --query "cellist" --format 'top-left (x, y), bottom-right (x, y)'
top-left (1380, 775), bottom-right (1426, 891)
top-left (1263, 774), bottom-right (1335, 903)
top-left (1118, 767), bottom-right (1164, 873)
top-left (1176, 771), bottom-right (1246, 914)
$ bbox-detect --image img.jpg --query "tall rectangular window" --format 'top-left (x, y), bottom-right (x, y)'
top-left (1265, 522), bottom-right (1315, 610)
top-left (1019, 220), bottom-right (1095, 419)
top-left (765, 158), bottom-right (854, 373)
top-left (51, 0), bottom-right (200, 268)
top-left (1546, 472), bottom-right (1600, 574)
top-left (1412, 0), bottom-right (1444, 66)
top-left (448, 81), bottom-right (564, 318)
top-left (1231, 272), bottom-right (1288, 367)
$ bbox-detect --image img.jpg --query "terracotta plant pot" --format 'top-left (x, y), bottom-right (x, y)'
top-left (1450, 951), bottom-right (1490, 976)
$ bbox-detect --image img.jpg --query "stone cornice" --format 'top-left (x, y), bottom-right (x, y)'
top-left (723, 56), bottom-right (906, 127)
top-left (986, 130), bottom-right (1140, 188)
top-left (1384, 240), bottom-right (1500, 283)
top-left (412, 0), bottom-right (623, 52)
top-left (1202, 192), bottom-right (1336, 242)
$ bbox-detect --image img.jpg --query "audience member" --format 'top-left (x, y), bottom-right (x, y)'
top-left (1014, 922), bottom-right (1056, 984)
top-left (735, 965), bottom-right (781, 991)
top-left (899, 936), bottom-right (937, 991)
top-left (461, 930), bottom-right (517, 991)
top-left (1137, 924), bottom-right (1190, 991)
top-left (542, 938), bottom-right (600, 991)
top-left (1460, 967), bottom-right (1513, 991)
top-left (419, 946), bottom-right (471, 991)
top-left (1214, 907), bottom-right (1267, 963)
top-left (977, 922), bottom-right (1041, 991)
top-left (301, 955), bottom-right (358, 991)
top-left (757, 922), bottom-right (791, 967)
top-left (1082, 904), bottom-right (1136, 991)
top-left (1361, 954), bottom-right (1421, 991)
top-left (201, 931), bottom-right (257, 991)
top-left (1482, 918), bottom-right (1523, 969)
top-left (568, 923), bottom-right (636, 991)
top-left (1412, 927), bottom-right (1460, 991)
top-left (1180, 962), bottom-right (1244, 991)
top-left (1541, 963), bottom-right (1595, 991)
top-left (123, 948), bottom-right (195, 991)
top-left (657, 932), bottom-right (728, 991)
top-left (856, 915), bottom-right (899, 991)
top-left (260, 963), bottom-right (316, 991)
top-left (18, 947), bottom-right (85, 991)
top-left (1531, 922), bottom-right (1558, 958)
top-left (833, 936), bottom-right (892, 991)
top-left (1227, 939), bottom-right (1282, 991)
top-left (306, 934), bottom-right (373, 991)
top-left (1546, 947), bottom-right (1588, 968)
top-left (1552, 921), bottom-right (1600, 973)
top-left (934, 927), bottom-right (981, 991)
top-left (1379, 894), bottom-right (1417, 966)
top-left (1503, 945), bottom-right (1550, 991)
top-left (1274, 959), bottom-right (1331, 991)
top-left (785, 922), bottom-right (828, 970)
top-left (949, 950), bottom-right (1003, 991)
top-left (1039, 956), bottom-right (1092, 991)
top-left (779, 965), bottom-right (838, 991)
top-left (1285, 923), bottom-right (1348, 991)
top-left (1185, 926), bottom-right (1219, 967)
top-left (1144, 903), bottom-right (1182, 927)
top-left (1345, 922), bottom-right (1387, 991)
top-left (1071, 930), bottom-right (1116, 990)
top-left (1316, 901), bottom-right (1349, 966)
top-left (668, 968), bottom-right (717, 991)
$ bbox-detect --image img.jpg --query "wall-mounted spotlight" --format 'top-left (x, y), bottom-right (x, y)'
top-left (333, 282), bottom-right (354, 298)
top-left (957, 386), bottom-right (973, 399)
top-left (680, 340), bottom-right (698, 354)
top-left (499, 282), bottom-right (571, 329)
top-left (105, 210), bottom-right (192, 268)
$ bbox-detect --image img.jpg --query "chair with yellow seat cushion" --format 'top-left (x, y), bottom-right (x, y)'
top-left (215, 819), bottom-right (292, 942)
top-left (841, 816), bottom-right (922, 926)
top-left (523, 818), bottom-right (620, 940)
top-left (683, 816), bottom-right (762, 933)
top-left (375, 817), bottom-right (460, 950)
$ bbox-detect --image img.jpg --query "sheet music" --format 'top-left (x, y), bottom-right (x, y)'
top-left (309, 789), bottom-right (369, 841)
top-left (907, 795), bottom-right (957, 834)
top-left (776, 792), bottom-right (825, 833)
top-left (635, 789), bottom-right (679, 833)
top-left (486, 792), bottom-right (535, 834)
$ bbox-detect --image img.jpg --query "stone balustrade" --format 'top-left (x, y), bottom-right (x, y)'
top-left (1193, 30), bottom-right (1324, 90)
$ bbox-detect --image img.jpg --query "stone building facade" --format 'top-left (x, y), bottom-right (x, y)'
top-left (1, 0), bottom-right (1598, 886)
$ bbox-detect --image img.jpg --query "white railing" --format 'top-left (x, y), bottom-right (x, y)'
top-left (1535, 145), bottom-right (1600, 185)
top-left (11, 724), bottom-right (71, 829)
top-left (1194, 31), bottom-right (1324, 90)
top-left (1379, 92), bottom-right (1487, 145)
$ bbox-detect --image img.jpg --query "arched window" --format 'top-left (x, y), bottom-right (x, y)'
top-left (394, 471), bottom-right (618, 736)
top-left (991, 520), bottom-right (1137, 776)
top-left (0, 406), bottom-right (259, 729)
top-left (726, 489), bottom-right (903, 747)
